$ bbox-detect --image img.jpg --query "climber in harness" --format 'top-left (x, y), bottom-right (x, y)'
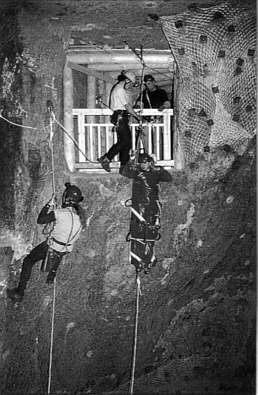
top-left (7, 183), bottom-right (85, 303)
top-left (121, 151), bottom-right (172, 273)
top-left (97, 70), bottom-right (142, 174)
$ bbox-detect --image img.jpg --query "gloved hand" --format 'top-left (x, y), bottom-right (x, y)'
top-left (46, 270), bottom-right (56, 285)
top-left (47, 194), bottom-right (56, 208)
top-left (130, 150), bottom-right (136, 161)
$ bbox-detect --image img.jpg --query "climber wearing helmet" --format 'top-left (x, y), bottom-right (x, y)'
top-left (121, 151), bottom-right (172, 273)
top-left (122, 151), bottom-right (172, 206)
top-left (7, 183), bottom-right (86, 302)
top-left (98, 70), bottom-right (142, 173)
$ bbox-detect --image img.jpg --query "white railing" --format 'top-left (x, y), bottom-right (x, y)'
top-left (72, 108), bottom-right (174, 171)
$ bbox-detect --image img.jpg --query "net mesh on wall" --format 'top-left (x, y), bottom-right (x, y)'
top-left (160, 1), bottom-right (256, 164)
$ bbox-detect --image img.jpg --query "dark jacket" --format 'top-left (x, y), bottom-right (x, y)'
top-left (121, 160), bottom-right (172, 205)
top-left (136, 88), bottom-right (169, 109)
top-left (37, 204), bottom-right (55, 224)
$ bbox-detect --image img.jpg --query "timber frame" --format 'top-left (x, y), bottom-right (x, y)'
top-left (63, 47), bottom-right (175, 172)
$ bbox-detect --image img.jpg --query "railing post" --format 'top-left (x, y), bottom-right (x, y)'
top-left (72, 108), bottom-right (174, 170)
top-left (87, 76), bottom-right (96, 160)
top-left (63, 63), bottom-right (75, 171)
top-left (163, 110), bottom-right (171, 161)
top-left (78, 111), bottom-right (86, 162)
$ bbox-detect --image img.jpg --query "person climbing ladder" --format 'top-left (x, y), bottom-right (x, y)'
top-left (7, 183), bottom-right (86, 302)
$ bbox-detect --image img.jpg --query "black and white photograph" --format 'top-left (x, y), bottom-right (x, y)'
top-left (0, 0), bottom-right (256, 394)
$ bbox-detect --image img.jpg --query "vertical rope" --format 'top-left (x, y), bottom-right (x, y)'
top-left (129, 273), bottom-right (141, 395)
top-left (49, 111), bottom-right (56, 196)
top-left (47, 106), bottom-right (56, 394)
top-left (47, 276), bottom-right (57, 395)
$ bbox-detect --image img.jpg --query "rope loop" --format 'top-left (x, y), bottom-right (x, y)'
top-left (125, 198), bottom-right (132, 207)
top-left (126, 232), bottom-right (131, 242)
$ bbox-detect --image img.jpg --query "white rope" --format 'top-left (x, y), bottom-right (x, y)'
top-left (0, 112), bottom-right (50, 132)
top-left (47, 110), bottom-right (56, 395)
top-left (46, 110), bottom-right (77, 394)
top-left (0, 110), bottom-right (94, 163)
top-left (49, 113), bottom-right (56, 196)
top-left (129, 273), bottom-right (141, 395)
top-left (0, 113), bottom-right (38, 129)
top-left (52, 114), bottom-right (96, 164)
top-left (47, 276), bottom-right (57, 395)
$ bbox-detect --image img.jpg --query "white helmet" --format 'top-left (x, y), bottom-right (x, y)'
top-left (123, 71), bottom-right (136, 84)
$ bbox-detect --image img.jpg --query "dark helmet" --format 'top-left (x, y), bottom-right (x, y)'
top-left (138, 152), bottom-right (153, 163)
top-left (62, 183), bottom-right (84, 207)
top-left (144, 74), bottom-right (155, 83)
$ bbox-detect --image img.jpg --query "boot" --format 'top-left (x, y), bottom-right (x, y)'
top-left (7, 288), bottom-right (24, 302)
top-left (97, 155), bottom-right (111, 172)
top-left (131, 261), bottom-right (143, 273)
top-left (144, 258), bottom-right (157, 274)
top-left (144, 264), bottom-right (151, 274)
top-left (119, 165), bottom-right (125, 175)
top-left (46, 270), bottom-right (56, 285)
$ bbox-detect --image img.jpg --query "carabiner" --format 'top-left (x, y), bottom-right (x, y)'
top-left (125, 198), bottom-right (132, 207)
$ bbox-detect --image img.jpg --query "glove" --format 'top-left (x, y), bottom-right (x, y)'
top-left (130, 150), bottom-right (136, 161)
top-left (47, 194), bottom-right (56, 208)
top-left (46, 270), bottom-right (56, 284)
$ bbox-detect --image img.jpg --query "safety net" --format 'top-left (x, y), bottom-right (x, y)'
top-left (160, 1), bottom-right (256, 164)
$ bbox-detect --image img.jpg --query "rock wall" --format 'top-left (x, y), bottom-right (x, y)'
top-left (0, 1), bottom-right (256, 394)
top-left (1, 143), bottom-right (256, 395)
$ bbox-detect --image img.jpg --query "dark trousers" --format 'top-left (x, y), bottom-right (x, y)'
top-left (106, 116), bottom-right (132, 166)
top-left (17, 241), bottom-right (65, 294)
top-left (129, 200), bottom-right (160, 270)
top-left (131, 239), bottom-right (155, 268)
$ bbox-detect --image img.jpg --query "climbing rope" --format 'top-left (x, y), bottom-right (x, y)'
top-left (49, 109), bottom-right (56, 197)
top-left (47, 104), bottom-right (57, 395)
top-left (129, 273), bottom-right (141, 395)
top-left (46, 105), bottom-right (81, 394)
top-left (0, 112), bottom-right (38, 129)
top-left (0, 108), bottom-right (96, 164)
top-left (133, 44), bottom-right (147, 160)
top-left (52, 114), bottom-right (97, 164)
top-left (125, 46), bottom-right (156, 384)
top-left (47, 276), bottom-right (56, 395)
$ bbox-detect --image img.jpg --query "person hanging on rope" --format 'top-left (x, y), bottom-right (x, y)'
top-left (135, 74), bottom-right (171, 111)
top-left (121, 151), bottom-right (172, 273)
top-left (97, 71), bottom-right (142, 174)
top-left (7, 183), bottom-right (86, 303)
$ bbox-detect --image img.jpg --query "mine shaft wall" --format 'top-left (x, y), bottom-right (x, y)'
top-left (0, 1), bottom-right (255, 394)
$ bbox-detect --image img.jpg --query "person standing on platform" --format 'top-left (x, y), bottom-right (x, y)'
top-left (98, 71), bottom-right (141, 173)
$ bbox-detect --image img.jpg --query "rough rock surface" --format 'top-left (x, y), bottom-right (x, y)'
top-left (0, 1), bottom-right (256, 394)
top-left (1, 141), bottom-right (256, 395)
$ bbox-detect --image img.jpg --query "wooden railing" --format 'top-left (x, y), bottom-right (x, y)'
top-left (72, 108), bottom-right (174, 172)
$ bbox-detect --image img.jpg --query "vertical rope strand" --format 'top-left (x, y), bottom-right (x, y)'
top-left (129, 273), bottom-right (141, 395)
top-left (47, 277), bottom-right (57, 395)
top-left (47, 109), bottom-right (56, 395)
top-left (49, 113), bottom-right (56, 196)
